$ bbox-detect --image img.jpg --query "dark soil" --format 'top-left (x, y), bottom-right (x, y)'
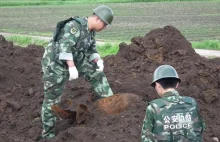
top-left (0, 26), bottom-right (219, 142)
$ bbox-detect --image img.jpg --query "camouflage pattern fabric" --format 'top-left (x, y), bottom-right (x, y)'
top-left (40, 17), bottom-right (113, 138)
top-left (141, 90), bottom-right (205, 142)
top-left (41, 63), bottom-right (69, 138)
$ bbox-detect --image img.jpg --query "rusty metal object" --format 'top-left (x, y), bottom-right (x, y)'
top-left (94, 93), bottom-right (140, 115)
top-left (51, 93), bottom-right (140, 121)
top-left (51, 104), bottom-right (89, 124)
top-left (76, 104), bottom-right (89, 123)
top-left (51, 105), bottom-right (77, 120)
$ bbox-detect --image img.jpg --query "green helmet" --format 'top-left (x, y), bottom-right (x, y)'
top-left (151, 65), bottom-right (181, 87)
top-left (93, 5), bottom-right (113, 25)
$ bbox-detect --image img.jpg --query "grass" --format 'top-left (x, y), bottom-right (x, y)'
top-left (5, 35), bottom-right (119, 56)
top-left (5, 36), bottom-right (48, 47)
top-left (191, 40), bottom-right (220, 50)
top-left (0, 2), bottom-right (220, 42)
top-left (0, 0), bottom-right (219, 7)
top-left (0, 1), bottom-right (74, 7)
top-left (1, 1), bottom-right (220, 53)
top-left (97, 43), bottom-right (119, 57)
top-left (4, 35), bottom-right (220, 59)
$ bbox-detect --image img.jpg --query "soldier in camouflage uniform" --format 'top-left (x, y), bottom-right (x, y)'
top-left (141, 65), bottom-right (206, 142)
top-left (40, 5), bottom-right (114, 139)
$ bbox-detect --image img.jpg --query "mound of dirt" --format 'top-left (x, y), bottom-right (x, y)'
top-left (0, 25), bottom-right (219, 142)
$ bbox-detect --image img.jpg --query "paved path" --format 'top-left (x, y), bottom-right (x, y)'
top-left (194, 49), bottom-right (220, 58)
top-left (1, 32), bottom-right (220, 57)
top-left (0, 32), bottom-right (51, 41)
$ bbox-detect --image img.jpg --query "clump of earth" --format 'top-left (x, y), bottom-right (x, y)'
top-left (0, 25), bottom-right (219, 142)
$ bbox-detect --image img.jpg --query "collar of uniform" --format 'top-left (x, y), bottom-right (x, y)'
top-left (82, 17), bottom-right (89, 32)
top-left (84, 17), bottom-right (96, 36)
top-left (162, 90), bottom-right (179, 98)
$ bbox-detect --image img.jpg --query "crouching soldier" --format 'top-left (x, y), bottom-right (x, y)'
top-left (141, 65), bottom-right (206, 142)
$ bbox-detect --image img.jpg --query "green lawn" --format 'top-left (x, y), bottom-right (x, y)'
top-left (4, 35), bottom-right (220, 58)
top-left (0, 1), bottom-right (220, 42)
top-left (192, 40), bottom-right (220, 50)
top-left (5, 36), bottom-right (48, 47)
top-left (0, 0), bottom-right (219, 7)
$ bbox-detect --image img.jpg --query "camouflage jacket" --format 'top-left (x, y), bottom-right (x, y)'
top-left (42, 17), bottom-right (98, 72)
top-left (141, 90), bottom-right (206, 142)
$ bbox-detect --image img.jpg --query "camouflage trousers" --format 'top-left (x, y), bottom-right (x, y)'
top-left (41, 58), bottom-right (113, 138)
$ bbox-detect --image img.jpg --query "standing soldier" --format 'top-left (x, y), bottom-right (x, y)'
top-left (141, 65), bottom-right (205, 142)
top-left (39, 5), bottom-right (114, 139)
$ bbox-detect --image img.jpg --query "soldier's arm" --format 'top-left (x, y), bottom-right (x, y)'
top-left (87, 40), bottom-right (104, 64)
top-left (196, 102), bottom-right (206, 132)
top-left (141, 105), bottom-right (155, 142)
top-left (193, 98), bottom-right (206, 132)
top-left (199, 114), bottom-right (206, 132)
top-left (191, 98), bottom-right (206, 133)
top-left (89, 40), bottom-right (98, 54)
top-left (58, 21), bottom-right (81, 64)
top-left (86, 37), bottom-right (100, 62)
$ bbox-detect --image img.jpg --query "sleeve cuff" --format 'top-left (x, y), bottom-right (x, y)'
top-left (59, 52), bottom-right (73, 60)
top-left (89, 53), bottom-right (101, 62)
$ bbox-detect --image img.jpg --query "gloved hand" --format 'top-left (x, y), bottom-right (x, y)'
top-left (68, 66), bottom-right (78, 81)
top-left (96, 59), bottom-right (104, 72)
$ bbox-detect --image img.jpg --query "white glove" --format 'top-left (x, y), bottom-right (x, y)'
top-left (96, 59), bottom-right (104, 72)
top-left (68, 66), bottom-right (78, 81)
